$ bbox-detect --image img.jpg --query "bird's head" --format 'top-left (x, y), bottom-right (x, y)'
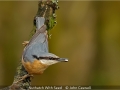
top-left (32, 53), bottom-right (68, 66)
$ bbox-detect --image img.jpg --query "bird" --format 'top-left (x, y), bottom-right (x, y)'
top-left (22, 17), bottom-right (68, 75)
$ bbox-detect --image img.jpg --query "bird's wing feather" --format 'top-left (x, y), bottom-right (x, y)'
top-left (23, 25), bottom-right (49, 62)
top-left (28, 25), bottom-right (47, 46)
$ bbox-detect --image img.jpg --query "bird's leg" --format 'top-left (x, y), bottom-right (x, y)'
top-left (22, 41), bottom-right (29, 46)
top-left (14, 74), bottom-right (33, 84)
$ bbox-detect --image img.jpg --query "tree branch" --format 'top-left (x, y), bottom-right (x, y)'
top-left (0, 0), bottom-right (58, 90)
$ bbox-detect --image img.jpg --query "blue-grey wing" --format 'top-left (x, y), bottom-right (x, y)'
top-left (27, 25), bottom-right (47, 46)
top-left (23, 25), bottom-right (48, 62)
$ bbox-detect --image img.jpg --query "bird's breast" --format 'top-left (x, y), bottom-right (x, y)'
top-left (22, 59), bottom-right (48, 75)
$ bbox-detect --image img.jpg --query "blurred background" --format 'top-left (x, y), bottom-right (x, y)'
top-left (0, 1), bottom-right (120, 87)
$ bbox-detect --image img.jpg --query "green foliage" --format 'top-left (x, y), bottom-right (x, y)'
top-left (47, 14), bottom-right (57, 31)
top-left (52, 0), bottom-right (58, 5)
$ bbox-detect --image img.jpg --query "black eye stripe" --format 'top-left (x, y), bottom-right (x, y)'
top-left (32, 55), bottom-right (39, 60)
top-left (39, 57), bottom-right (59, 60)
top-left (32, 55), bottom-right (59, 60)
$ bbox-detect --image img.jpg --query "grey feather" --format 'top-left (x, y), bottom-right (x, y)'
top-left (22, 17), bottom-right (68, 63)
top-left (23, 17), bottom-right (48, 62)
top-left (36, 17), bottom-right (45, 31)
top-left (28, 25), bottom-right (47, 46)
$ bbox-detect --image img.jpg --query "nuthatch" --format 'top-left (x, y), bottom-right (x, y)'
top-left (22, 17), bottom-right (68, 75)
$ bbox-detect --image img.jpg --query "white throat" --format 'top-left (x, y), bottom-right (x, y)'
top-left (40, 59), bottom-right (59, 65)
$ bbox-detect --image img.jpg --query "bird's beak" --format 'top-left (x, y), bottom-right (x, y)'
top-left (57, 58), bottom-right (68, 62)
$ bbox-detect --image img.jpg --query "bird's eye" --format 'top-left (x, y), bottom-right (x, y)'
top-left (49, 57), bottom-right (53, 60)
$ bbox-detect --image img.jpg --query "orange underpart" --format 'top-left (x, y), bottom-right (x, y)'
top-left (22, 59), bottom-right (48, 75)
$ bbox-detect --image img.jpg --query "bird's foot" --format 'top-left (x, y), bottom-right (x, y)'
top-left (22, 41), bottom-right (29, 46)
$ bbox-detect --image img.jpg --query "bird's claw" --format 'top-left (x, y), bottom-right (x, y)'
top-left (22, 41), bottom-right (29, 46)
